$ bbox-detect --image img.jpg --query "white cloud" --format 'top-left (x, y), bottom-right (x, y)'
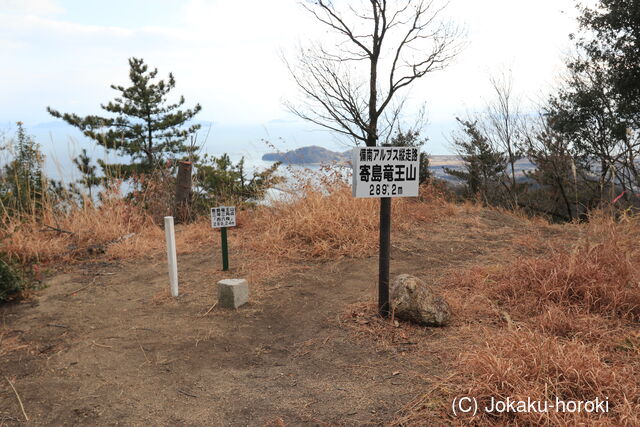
top-left (0, 0), bottom-right (62, 16)
top-left (181, 0), bottom-right (314, 43)
top-left (0, 0), bottom-right (583, 152)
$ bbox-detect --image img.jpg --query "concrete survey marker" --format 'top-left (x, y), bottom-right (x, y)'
top-left (217, 279), bottom-right (249, 309)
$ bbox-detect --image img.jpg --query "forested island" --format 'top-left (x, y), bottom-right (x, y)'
top-left (262, 146), bottom-right (349, 164)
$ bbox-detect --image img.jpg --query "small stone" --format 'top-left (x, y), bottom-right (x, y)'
top-left (217, 278), bottom-right (249, 309)
top-left (390, 274), bottom-right (451, 326)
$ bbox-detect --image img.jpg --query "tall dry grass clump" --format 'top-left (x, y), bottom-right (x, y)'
top-left (243, 167), bottom-right (448, 261)
top-left (396, 210), bottom-right (640, 425)
top-left (429, 211), bottom-right (640, 425)
top-left (457, 329), bottom-right (639, 426)
top-left (468, 211), bottom-right (640, 322)
top-left (1, 186), bottom-right (162, 264)
top-left (246, 181), bottom-right (409, 260)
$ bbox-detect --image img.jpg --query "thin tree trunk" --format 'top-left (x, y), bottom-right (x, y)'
top-left (175, 161), bottom-right (193, 223)
top-left (147, 111), bottom-right (154, 168)
top-left (555, 175), bottom-right (573, 220)
top-left (368, 55), bottom-right (378, 147)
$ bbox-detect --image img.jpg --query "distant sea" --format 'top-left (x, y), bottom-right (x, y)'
top-left (6, 121), bottom-right (326, 183)
top-left (2, 121), bottom-right (536, 192)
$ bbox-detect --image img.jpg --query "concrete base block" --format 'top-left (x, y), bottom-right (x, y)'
top-left (217, 279), bottom-right (249, 309)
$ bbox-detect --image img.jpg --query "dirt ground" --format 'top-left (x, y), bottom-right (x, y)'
top-left (0, 209), bottom-right (565, 426)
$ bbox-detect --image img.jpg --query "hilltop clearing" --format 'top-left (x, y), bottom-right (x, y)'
top-left (1, 187), bottom-right (637, 425)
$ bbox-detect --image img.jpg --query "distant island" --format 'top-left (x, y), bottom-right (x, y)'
top-left (261, 146), bottom-right (537, 184)
top-left (262, 146), bottom-right (349, 164)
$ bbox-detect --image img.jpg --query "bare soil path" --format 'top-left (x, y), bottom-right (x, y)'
top-left (0, 209), bottom-right (563, 426)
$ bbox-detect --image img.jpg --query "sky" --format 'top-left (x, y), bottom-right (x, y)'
top-left (0, 0), bottom-right (581, 168)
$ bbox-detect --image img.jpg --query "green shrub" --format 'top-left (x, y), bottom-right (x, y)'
top-left (0, 258), bottom-right (22, 302)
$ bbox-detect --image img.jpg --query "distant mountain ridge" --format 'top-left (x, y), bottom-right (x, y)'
top-left (262, 145), bottom-right (349, 164)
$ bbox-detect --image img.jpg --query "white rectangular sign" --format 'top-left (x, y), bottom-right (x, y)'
top-left (211, 206), bottom-right (236, 228)
top-left (352, 147), bottom-right (420, 198)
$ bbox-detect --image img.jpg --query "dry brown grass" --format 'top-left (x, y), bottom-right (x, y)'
top-left (391, 210), bottom-right (640, 426)
top-left (0, 163), bottom-right (460, 288)
top-left (246, 183), bottom-right (400, 260)
top-left (451, 329), bottom-right (639, 426)
top-left (396, 328), bottom-right (639, 426)
top-left (1, 187), bottom-right (218, 266)
top-left (245, 175), bottom-right (450, 261)
top-left (2, 166), bottom-right (453, 269)
top-left (2, 193), bottom-right (157, 265)
top-left (452, 211), bottom-right (640, 324)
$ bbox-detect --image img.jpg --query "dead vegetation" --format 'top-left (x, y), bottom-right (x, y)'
top-left (457, 329), bottom-right (639, 426)
top-left (393, 210), bottom-right (640, 426)
top-left (246, 171), bottom-right (454, 261)
top-left (2, 167), bottom-right (638, 425)
top-left (481, 217), bottom-right (640, 322)
top-left (1, 168), bottom-right (450, 268)
top-left (2, 185), bottom-right (161, 265)
top-left (1, 184), bottom-right (241, 267)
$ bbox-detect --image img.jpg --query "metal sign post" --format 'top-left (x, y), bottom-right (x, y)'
top-left (352, 147), bottom-right (420, 317)
top-left (220, 226), bottom-right (229, 271)
top-left (211, 206), bottom-right (236, 271)
top-left (379, 197), bottom-right (391, 316)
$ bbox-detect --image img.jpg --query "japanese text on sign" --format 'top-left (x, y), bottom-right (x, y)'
top-left (211, 206), bottom-right (236, 228)
top-left (352, 147), bottom-right (420, 198)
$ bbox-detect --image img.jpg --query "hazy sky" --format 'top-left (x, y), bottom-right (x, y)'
top-left (1, 0), bottom-right (581, 154)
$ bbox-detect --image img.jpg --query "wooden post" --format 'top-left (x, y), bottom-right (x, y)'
top-left (175, 161), bottom-right (193, 223)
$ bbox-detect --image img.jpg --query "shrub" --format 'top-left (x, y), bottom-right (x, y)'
top-left (0, 257), bottom-right (22, 301)
top-left (194, 153), bottom-right (283, 210)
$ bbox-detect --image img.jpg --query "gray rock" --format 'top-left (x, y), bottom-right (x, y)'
top-left (390, 274), bottom-right (451, 326)
top-left (217, 279), bottom-right (249, 309)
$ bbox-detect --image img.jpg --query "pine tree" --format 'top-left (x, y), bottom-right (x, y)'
top-left (0, 122), bottom-right (45, 217)
top-left (72, 149), bottom-right (101, 199)
top-left (386, 129), bottom-right (431, 183)
top-left (47, 57), bottom-right (202, 176)
top-left (575, 0), bottom-right (640, 126)
top-left (445, 118), bottom-right (507, 202)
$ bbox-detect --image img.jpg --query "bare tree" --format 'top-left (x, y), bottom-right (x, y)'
top-left (285, 0), bottom-right (463, 147)
top-left (285, 0), bottom-right (462, 317)
top-left (485, 72), bottom-right (524, 204)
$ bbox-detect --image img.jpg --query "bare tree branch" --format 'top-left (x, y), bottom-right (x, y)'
top-left (287, 0), bottom-right (463, 146)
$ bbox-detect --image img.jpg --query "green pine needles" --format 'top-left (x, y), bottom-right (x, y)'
top-left (0, 258), bottom-right (22, 302)
top-left (0, 122), bottom-right (46, 219)
top-left (47, 57), bottom-right (202, 177)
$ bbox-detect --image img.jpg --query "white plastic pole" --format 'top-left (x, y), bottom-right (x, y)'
top-left (164, 216), bottom-right (179, 297)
